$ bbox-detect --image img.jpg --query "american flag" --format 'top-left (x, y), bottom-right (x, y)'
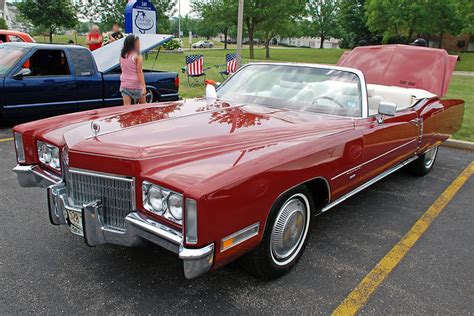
top-left (226, 53), bottom-right (237, 74)
top-left (186, 55), bottom-right (204, 76)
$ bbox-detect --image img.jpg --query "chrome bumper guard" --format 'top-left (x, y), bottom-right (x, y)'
top-left (14, 164), bottom-right (214, 279)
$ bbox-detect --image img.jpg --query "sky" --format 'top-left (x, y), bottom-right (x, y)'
top-left (176, 0), bottom-right (192, 17)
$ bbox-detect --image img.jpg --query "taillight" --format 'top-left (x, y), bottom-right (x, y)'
top-left (175, 76), bottom-right (180, 90)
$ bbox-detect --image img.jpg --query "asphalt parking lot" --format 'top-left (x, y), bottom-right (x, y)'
top-left (0, 126), bottom-right (473, 314)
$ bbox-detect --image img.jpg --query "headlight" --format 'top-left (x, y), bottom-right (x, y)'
top-left (14, 132), bottom-right (25, 163)
top-left (142, 181), bottom-right (183, 224)
top-left (37, 141), bottom-right (61, 171)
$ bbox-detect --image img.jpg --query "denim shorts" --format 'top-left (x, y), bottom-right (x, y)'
top-left (120, 88), bottom-right (143, 101)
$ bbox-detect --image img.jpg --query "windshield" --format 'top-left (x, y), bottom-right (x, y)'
top-left (217, 64), bottom-right (363, 117)
top-left (0, 45), bottom-right (28, 77)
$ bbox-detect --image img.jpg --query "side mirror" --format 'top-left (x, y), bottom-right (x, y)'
top-left (378, 102), bottom-right (397, 116)
top-left (205, 83), bottom-right (218, 105)
top-left (376, 102), bottom-right (397, 124)
top-left (13, 68), bottom-right (31, 79)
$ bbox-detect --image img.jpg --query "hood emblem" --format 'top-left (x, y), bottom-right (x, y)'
top-left (91, 121), bottom-right (101, 137)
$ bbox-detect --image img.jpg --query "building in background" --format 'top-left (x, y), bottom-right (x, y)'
top-left (428, 34), bottom-right (474, 53)
top-left (278, 37), bottom-right (340, 49)
top-left (0, 0), bottom-right (13, 28)
top-left (0, 1), bottom-right (30, 32)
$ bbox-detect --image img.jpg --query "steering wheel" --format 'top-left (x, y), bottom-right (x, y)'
top-left (312, 96), bottom-right (345, 108)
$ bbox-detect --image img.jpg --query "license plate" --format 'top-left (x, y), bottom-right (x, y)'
top-left (67, 209), bottom-right (84, 236)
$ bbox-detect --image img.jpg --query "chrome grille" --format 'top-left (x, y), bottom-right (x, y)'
top-left (65, 169), bottom-right (134, 231)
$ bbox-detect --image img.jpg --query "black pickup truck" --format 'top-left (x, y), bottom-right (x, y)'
top-left (0, 34), bottom-right (179, 122)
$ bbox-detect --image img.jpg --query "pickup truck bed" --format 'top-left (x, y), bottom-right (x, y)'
top-left (0, 41), bottom-right (179, 123)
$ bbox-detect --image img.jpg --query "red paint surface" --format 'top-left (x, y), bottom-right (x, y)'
top-left (337, 45), bottom-right (458, 97)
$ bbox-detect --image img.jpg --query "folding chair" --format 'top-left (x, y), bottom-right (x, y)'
top-left (219, 53), bottom-right (238, 80)
top-left (184, 55), bottom-right (206, 86)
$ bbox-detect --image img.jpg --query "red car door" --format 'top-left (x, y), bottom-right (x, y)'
top-left (352, 109), bottom-right (420, 186)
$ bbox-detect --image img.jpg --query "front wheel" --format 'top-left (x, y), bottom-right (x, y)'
top-left (409, 146), bottom-right (439, 176)
top-left (240, 186), bottom-right (313, 279)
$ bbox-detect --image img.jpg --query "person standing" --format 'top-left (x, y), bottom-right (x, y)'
top-left (109, 23), bottom-right (124, 43)
top-left (86, 25), bottom-right (103, 51)
top-left (120, 35), bottom-right (146, 105)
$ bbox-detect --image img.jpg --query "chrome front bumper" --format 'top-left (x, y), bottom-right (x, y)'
top-left (13, 164), bottom-right (214, 279)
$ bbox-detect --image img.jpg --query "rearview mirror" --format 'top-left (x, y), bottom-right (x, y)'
top-left (13, 68), bottom-right (31, 79)
top-left (205, 83), bottom-right (218, 105)
top-left (378, 102), bottom-right (397, 117)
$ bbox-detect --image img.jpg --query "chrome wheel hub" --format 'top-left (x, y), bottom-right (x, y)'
top-left (424, 146), bottom-right (438, 168)
top-left (146, 90), bottom-right (153, 103)
top-left (271, 197), bottom-right (307, 262)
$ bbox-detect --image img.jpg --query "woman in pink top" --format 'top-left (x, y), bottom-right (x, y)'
top-left (120, 35), bottom-right (146, 105)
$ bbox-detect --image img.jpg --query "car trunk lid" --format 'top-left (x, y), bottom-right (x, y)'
top-left (337, 44), bottom-right (458, 97)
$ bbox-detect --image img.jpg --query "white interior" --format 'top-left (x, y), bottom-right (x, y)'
top-left (367, 84), bottom-right (436, 115)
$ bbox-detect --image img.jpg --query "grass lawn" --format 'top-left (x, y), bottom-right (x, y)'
top-left (457, 53), bottom-right (474, 72)
top-left (446, 76), bottom-right (474, 142)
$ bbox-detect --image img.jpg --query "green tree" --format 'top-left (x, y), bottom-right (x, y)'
top-left (337, 0), bottom-right (378, 48)
top-left (258, 0), bottom-right (305, 58)
top-left (307, 0), bottom-right (341, 48)
top-left (192, 0), bottom-right (237, 49)
top-left (0, 17), bottom-right (8, 30)
top-left (425, 0), bottom-right (465, 47)
top-left (366, 0), bottom-right (465, 44)
top-left (461, 0), bottom-right (474, 34)
top-left (242, 0), bottom-right (269, 59)
top-left (18, 0), bottom-right (77, 43)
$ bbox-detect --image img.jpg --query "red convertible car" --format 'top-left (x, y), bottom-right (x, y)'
top-left (12, 45), bottom-right (464, 279)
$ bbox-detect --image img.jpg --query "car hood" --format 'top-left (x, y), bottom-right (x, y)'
top-left (92, 34), bottom-right (173, 73)
top-left (64, 99), bottom-right (354, 162)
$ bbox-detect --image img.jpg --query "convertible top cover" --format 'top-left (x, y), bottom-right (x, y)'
top-left (337, 44), bottom-right (458, 97)
top-left (92, 34), bottom-right (173, 73)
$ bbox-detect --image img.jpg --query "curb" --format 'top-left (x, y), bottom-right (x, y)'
top-left (441, 139), bottom-right (474, 151)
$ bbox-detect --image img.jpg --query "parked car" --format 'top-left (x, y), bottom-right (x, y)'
top-left (0, 34), bottom-right (179, 123)
top-left (12, 45), bottom-right (463, 279)
top-left (192, 40), bottom-right (214, 48)
top-left (0, 30), bottom-right (35, 43)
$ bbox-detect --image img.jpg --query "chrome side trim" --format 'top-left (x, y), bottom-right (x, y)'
top-left (160, 93), bottom-right (179, 98)
top-left (321, 155), bottom-right (418, 213)
top-left (275, 176), bottom-right (331, 207)
top-left (220, 222), bottom-right (260, 252)
top-left (331, 139), bottom-right (418, 180)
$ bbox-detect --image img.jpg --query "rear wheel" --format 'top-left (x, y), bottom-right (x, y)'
top-left (240, 186), bottom-right (313, 279)
top-left (145, 88), bottom-right (156, 103)
top-left (410, 146), bottom-right (439, 176)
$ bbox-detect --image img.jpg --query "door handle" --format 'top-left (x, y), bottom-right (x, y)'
top-left (409, 119), bottom-right (420, 126)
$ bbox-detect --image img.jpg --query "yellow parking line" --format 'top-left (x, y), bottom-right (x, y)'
top-left (332, 161), bottom-right (474, 316)
top-left (0, 137), bottom-right (13, 142)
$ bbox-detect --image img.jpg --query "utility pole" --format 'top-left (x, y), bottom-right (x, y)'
top-left (178, 0), bottom-right (181, 39)
top-left (236, 0), bottom-right (244, 69)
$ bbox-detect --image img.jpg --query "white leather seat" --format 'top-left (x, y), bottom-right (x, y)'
top-left (367, 87), bottom-right (382, 115)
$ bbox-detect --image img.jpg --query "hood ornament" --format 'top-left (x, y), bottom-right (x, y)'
top-left (91, 121), bottom-right (101, 137)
